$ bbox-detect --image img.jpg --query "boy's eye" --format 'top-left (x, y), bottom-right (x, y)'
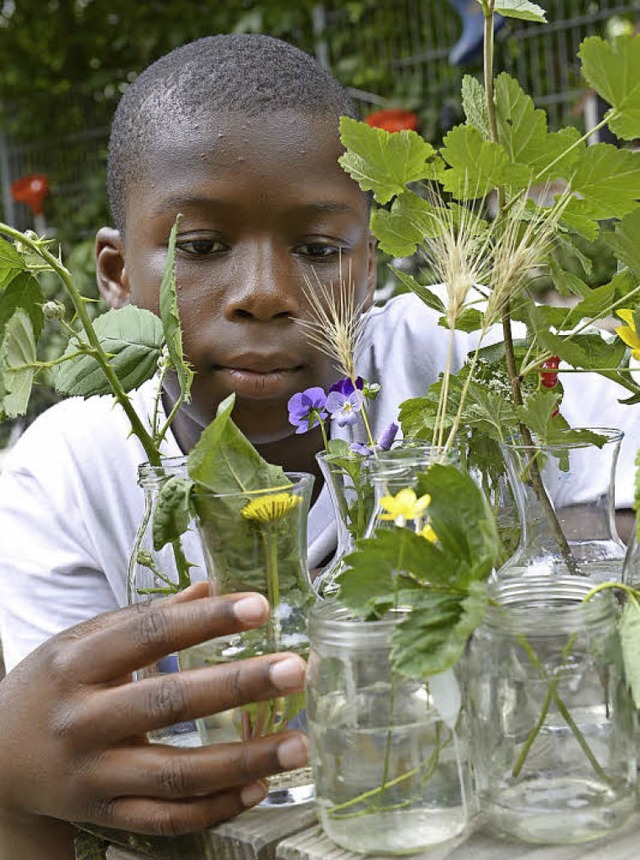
top-left (176, 237), bottom-right (226, 256)
top-left (295, 242), bottom-right (344, 260)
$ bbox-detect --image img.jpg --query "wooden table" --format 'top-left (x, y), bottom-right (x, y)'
top-left (102, 804), bottom-right (640, 860)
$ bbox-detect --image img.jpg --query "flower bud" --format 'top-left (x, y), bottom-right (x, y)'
top-left (42, 300), bottom-right (66, 320)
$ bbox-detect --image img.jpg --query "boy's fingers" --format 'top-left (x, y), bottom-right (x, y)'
top-left (69, 593), bottom-right (270, 684)
top-left (90, 731), bottom-right (308, 800)
top-left (76, 653), bottom-right (307, 742)
top-left (87, 783), bottom-right (268, 836)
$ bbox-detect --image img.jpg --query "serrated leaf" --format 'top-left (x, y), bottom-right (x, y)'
top-left (339, 116), bottom-right (438, 204)
top-left (0, 308), bottom-right (36, 418)
top-left (620, 594), bottom-right (640, 707)
top-left (371, 191), bottom-right (437, 257)
top-left (159, 217), bottom-right (193, 403)
top-left (494, 0), bottom-right (547, 22)
top-left (152, 475), bottom-right (194, 551)
top-left (0, 270), bottom-right (44, 340)
top-left (53, 305), bottom-right (163, 397)
top-left (0, 236), bottom-right (26, 289)
top-left (604, 208), bottom-right (640, 276)
top-left (391, 268), bottom-right (446, 314)
top-left (570, 143), bottom-right (640, 221)
top-left (537, 329), bottom-right (626, 371)
top-left (462, 74), bottom-right (489, 138)
top-left (516, 389), bottom-right (561, 439)
top-left (390, 583), bottom-right (488, 678)
top-left (398, 394), bottom-right (440, 439)
top-left (440, 124), bottom-right (533, 199)
top-left (579, 35), bottom-right (640, 141)
top-left (460, 381), bottom-right (519, 439)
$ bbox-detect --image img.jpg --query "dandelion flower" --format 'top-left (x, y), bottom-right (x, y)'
top-left (242, 492), bottom-right (301, 524)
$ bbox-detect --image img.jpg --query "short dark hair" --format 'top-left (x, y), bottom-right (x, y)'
top-left (107, 33), bottom-right (359, 233)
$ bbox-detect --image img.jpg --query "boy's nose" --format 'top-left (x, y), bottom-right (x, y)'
top-left (223, 246), bottom-right (299, 322)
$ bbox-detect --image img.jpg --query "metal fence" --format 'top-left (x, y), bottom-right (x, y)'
top-left (1, 0), bottom-right (639, 234)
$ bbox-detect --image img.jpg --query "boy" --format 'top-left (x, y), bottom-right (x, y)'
top-left (0, 30), bottom-right (638, 859)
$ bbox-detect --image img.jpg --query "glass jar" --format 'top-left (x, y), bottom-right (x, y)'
top-left (497, 428), bottom-right (626, 583)
top-left (128, 455), bottom-right (204, 747)
top-left (182, 471), bottom-right (318, 806)
top-left (306, 601), bottom-right (472, 855)
top-left (466, 576), bottom-right (636, 844)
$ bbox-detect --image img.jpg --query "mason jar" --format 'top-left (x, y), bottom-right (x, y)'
top-left (466, 576), bottom-right (636, 844)
top-left (306, 601), bottom-right (472, 855)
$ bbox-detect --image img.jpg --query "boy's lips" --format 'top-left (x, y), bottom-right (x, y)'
top-left (213, 353), bottom-right (305, 399)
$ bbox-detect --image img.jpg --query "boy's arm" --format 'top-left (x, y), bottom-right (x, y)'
top-left (0, 584), bottom-right (308, 849)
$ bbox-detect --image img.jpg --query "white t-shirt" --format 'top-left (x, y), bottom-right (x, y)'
top-left (0, 294), bottom-right (637, 671)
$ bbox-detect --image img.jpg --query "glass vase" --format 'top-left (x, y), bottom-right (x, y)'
top-left (181, 471), bottom-right (318, 806)
top-left (496, 428), bottom-right (626, 583)
top-left (127, 455), bottom-right (204, 747)
top-left (306, 601), bottom-right (472, 856)
top-left (466, 576), bottom-right (636, 844)
top-left (314, 450), bottom-right (375, 597)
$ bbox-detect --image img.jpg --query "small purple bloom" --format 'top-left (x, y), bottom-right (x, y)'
top-left (349, 442), bottom-right (372, 456)
top-left (328, 376), bottom-right (364, 397)
top-left (326, 388), bottom-right (363, 427)
top-left (377, 422), bottom-right (399, 451)
top-left (288, 387), bottom-right (328, 434)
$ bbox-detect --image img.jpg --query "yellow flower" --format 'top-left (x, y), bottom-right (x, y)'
top-left (419, 523), bottom-right (438, 543)
top-left (241, 492), bottom-right (301, 524)
top-left (379, 488), bottom-right (431, 523)
top-left (615, 308), bottom-right (640, 360)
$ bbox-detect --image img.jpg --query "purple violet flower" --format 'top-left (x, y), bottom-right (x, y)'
top-left (287, 387), bottom-right (328, 434)
top-left (349, 442), bottom-right (371, 456)
top-left (328, 376), bottom-right (364, 397)
top-left (326, 388), bottom-right (363, 427)
top-left (377, 422), bottom-right (399, 451)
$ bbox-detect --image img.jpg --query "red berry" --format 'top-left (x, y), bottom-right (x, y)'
top-left (541, 356), bottom-right (560, 389)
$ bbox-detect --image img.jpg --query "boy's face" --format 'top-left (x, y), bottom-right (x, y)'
top-left (97, 110), bottom-right (375, 446)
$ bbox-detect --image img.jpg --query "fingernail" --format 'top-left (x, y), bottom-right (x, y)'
top-left (233, 594), bottom-right (269, 625)
top-left (241, 781), bottom-right (267, 807)
top-left (269, 656), bottom-right (306, 691)
top-left (277, 735), bottom-right (309, 770)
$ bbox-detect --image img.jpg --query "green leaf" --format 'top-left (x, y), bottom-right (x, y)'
top-left (53, 305), bottom-right (164, 397)
top-left (159, 217), bottom-right (194, 403)
top-left (188, 393), bottom-right (287, 496)
top-left (579, 35), bottom-right (640, 141)
top-left (0, 271), bottom-right (44, 340)
top-left (494, 75), bottom-right (582, 178)
top-left (493, 0), bottom-right (547, 22)
top-left (391, 269), bottom-right (445, 314)
top-left (459, 380), bottom-right (519, 439)
top-left (570, 143), bottom-right (640, 221)
top-left (549, 257), bottom-right (592, 298)
top-left (440, 124), bottom-right (533, 199)
top-left (0, 308), bottom-right (37, 418)
top-left (0, 236), bottom-right (26, 289)
top-left (620, 594), bottom-right (640, 708)
top-left (339, 116), bottom-right (439, 205)
top-left (370, 191), bottom-right (437, 257)
top-left (390, 583), bottom-right (488, 678)
top-left (152, 475), bottom-right (194, 551)
top-left (461, 74), bottom-right (489, 138)
top-left (416, 464), bottom-right (501, 583)
top-left (604, 208), bottom-right (640, 277)
top-left (440, 307), bottom-right (484, 333)
top-left (563, 272), bottom-right (636, 329)
top-left (536, 329), bottom-right (626, 371)
top-left (515, 389), bottom-right (561, 439)
top-left (398, 394), bottom-right (440, 439)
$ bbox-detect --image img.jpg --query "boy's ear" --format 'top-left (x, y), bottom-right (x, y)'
top-left (95, 227), bottom-right (130, 309)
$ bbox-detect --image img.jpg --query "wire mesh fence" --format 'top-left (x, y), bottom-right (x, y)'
top-left (1, 0), bottom-right (638, 235)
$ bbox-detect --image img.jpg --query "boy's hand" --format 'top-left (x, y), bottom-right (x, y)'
top-left (0, 584), bottom-right (308, 837)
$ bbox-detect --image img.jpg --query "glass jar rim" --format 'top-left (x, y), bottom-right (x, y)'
top-left (308, 599), bottom-right (408, 647)
top-left (194, 471), bottom-right (314, 500)
top-left (501, 426), bottom-right (623, 453)
top-left (483, 575), bottom-right (616, 633)
top-left (138, 455), bottom-right (189, 485)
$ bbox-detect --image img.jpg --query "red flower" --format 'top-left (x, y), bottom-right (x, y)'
top-left (541, 356), bottom-right (560, 389)
top-left (11, 174), bottom-right (49, 215)
top-left (365, 109), bottom-right (419, 133)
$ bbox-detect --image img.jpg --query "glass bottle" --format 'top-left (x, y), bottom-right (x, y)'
top-left (466, 576), bottom-right (636, 844)
top-left (181, 471), bottom-right (318, 806)
top-left (306, 600), bottom-right (472, 855)
top-left (497, 427), bottom-right (626, 583)
top-left (128, 455), bottom-right (204, 747)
